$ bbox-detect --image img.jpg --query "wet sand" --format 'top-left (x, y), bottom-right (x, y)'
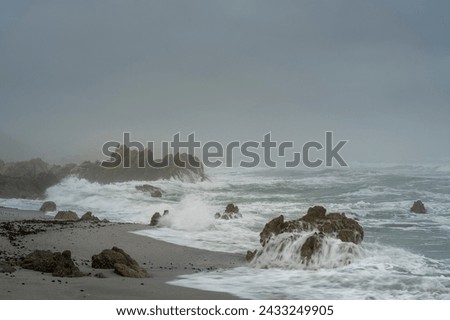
top-left (0, 207), bottom-right (244, 299)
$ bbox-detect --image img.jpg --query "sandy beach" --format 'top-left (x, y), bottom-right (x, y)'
top-left (0, 207), bottom-right (244, 299)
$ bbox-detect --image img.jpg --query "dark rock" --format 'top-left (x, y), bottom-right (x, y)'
top-left (0, 158), bottom-right (71, 199)
top-left (259, 206), bottom-right (364, 246)
top-left (246, 250), bottom-right (257, 262)
top-left (410, 200), bottom-right (427, 214)
top-left (54, 211), bottom-right (79, 221)
top-left (21, 250), bottom-right (82, 277)
top-left (80, 212), bottom-right (100, 222)
top-left (0, 150), bottom-right (206, 200)
top-left (163, 210), bottom-right (169, 216)
top-left (91, 247), bottom-right (148, 278)
top-left (225, 203), bottom-right (239, 214)
top-left (94, 272), bottom-right (106, 279)
top-left (135, 184), bottom-right (164, 198)
top-left (150, 212), bottom-right (161, 226)
top-left (40, 201), bottom-right (57, 212)
top-left (215, 203), bottom-right (242, 220)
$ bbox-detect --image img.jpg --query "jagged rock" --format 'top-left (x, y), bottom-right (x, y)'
top-left (259, 206), bottom-right (364, 246)
top-left (163, 210), bottom-right (169, 216)
top-left (21, 250), bottom-right (82, 277)
top-left (135, 184), bottom-right (163, 197)
top-left (80, 211), bottom-right (100, 222)
top-left (0, 262), bottom-right (16, 273)
top-left (410, 200), bottom-right (427, 214)
top-left (54, 211), bottom-right (79, 221)
top-left (91, 247), bottom-right (148, 278)
top-left (246, 250), bottom-right (257, 262)
top-left (215, 203), bottom-right (242, 220)
top-left (150, 212), bottom-right (161, 226)
top-left (40, 201), bottom-right (57, 212)
top-left (225, 203), bottom-right (239, 214)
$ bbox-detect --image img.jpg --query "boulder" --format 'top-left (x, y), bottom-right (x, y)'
top-left (91, 247), bottom-right (148, 278)
top-left (54, 211), bottom-right (79, 221)
top-left (150, 212), bottom-right (161, 226)
top-left (246, 250), bottom-right (257, 262)
top-left (40, 201), bottom-right (57, 212)
top-left (259, 206), bottom-right (364, 246)
top-left (135, 184), bottom-right (163, 198)
top-left (80, 211), bottom-right (100, 222)
top-left (215, 203), bottom-right (242, 220)
top-left (410, 200), bottom-right (427, 214)
top-left (21, 250), bottom-right (82, 277)
top-left (253, 206), bottom-right (364, 266)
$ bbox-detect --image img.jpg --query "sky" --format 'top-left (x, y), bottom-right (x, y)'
top-left (1, 0), bottom-right (449, 165)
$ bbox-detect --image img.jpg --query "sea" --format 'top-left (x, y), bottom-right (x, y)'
top-left (1, 163), bottom-right (450, 299)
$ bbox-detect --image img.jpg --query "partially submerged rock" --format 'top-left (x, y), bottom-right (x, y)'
top-left (259, 206), bottom-right (364, 246)
top-left (135, 184), bottom-right (163, 198)
top-left (54, 211), bottom-right (79, 221)
top-left (21, 250), bottom-right (82, 277)
top-left (91, 247), bottom-right (148, 278)
top-left (40, 201), bottom-right (57, 212)
top-left (215, 203), bottom-right (242, 220)
top-left (150, 212), bottom-right (161, 226)
top-left (252, 206), bottom-right (364, 268)
top-left (410, 200), bottom-right (427, 214)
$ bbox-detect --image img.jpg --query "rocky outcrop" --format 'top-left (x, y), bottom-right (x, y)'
top-left (73, 146), bottom-right (206, 184)
top-left (150, 212), bottom-right (161, 226)
top-left (0, 158), bottom-right (75, 199)
top-left (40, 201), bottom-right (57, 212)
top-left (80, 211), bottom-right (100, 222)
top-left (91, 247), bottom-right (148, 278)
top-left (54, 211), bottom-right (79, 221)
top-left (410, 200), bottom-right (427, 214)
top-left (0, 149), bottom-right (206, 199)
top-left (150, 210), bottom-right (168, 226)
top-left (251, 206), bottom-right (364, 267)
top-left (259, 206), bottom-right (363, 246)
top-left (135, 184), bottom-right (163, 197)
top-left (215, 203), bottom-right (242, 220)
top-left (21, 250), bottom-right (82, 277)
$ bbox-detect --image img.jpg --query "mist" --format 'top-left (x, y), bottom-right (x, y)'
top-left (1, 0), bottom-right (449, 165)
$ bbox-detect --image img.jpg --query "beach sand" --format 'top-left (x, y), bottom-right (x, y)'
top-left (0, 207), bottom-right (244, 299)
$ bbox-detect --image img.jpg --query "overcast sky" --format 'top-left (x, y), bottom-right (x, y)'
top-left (1, 0), bottom-right (449, 165)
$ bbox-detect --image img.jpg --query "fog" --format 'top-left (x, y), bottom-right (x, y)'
top-left (1, 0), bottom-right (449, 165)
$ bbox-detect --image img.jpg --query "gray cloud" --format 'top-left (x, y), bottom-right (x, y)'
top-left (1, 0), bottom-right (449, 164)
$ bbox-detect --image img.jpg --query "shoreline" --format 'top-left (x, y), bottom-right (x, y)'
top-left (0, 207), bottom-right (245, 299)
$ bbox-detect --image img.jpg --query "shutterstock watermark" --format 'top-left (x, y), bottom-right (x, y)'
top-left (101, 132), bottom-right (348, 169)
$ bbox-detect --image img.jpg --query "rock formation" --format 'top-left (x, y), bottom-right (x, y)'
top-left (0, 148), bottom-right (206, 200)
top-left (21, 250), bottom-right (82, 277)
top-left (54, 211), bottom-right (79, 221)
top-left (40, 201), bottom-right (57, 212)
top-left (215, 203), bottom-right (242, 220)
top-left (91, 246), bottom-right (148, 278)
top-left (135, 184), bottom-right (163, 197)
top-left (251, 206), bottom-right (364, 267)
top-left (80, 211), bottom-right (100, 222)
top-left (150, 212), bottom-right (161, 226)
top-left (410, 200), bottom-right (427, 214)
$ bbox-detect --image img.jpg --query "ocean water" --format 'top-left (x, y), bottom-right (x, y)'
top-left (1, 164), bottom-right (450, 299)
